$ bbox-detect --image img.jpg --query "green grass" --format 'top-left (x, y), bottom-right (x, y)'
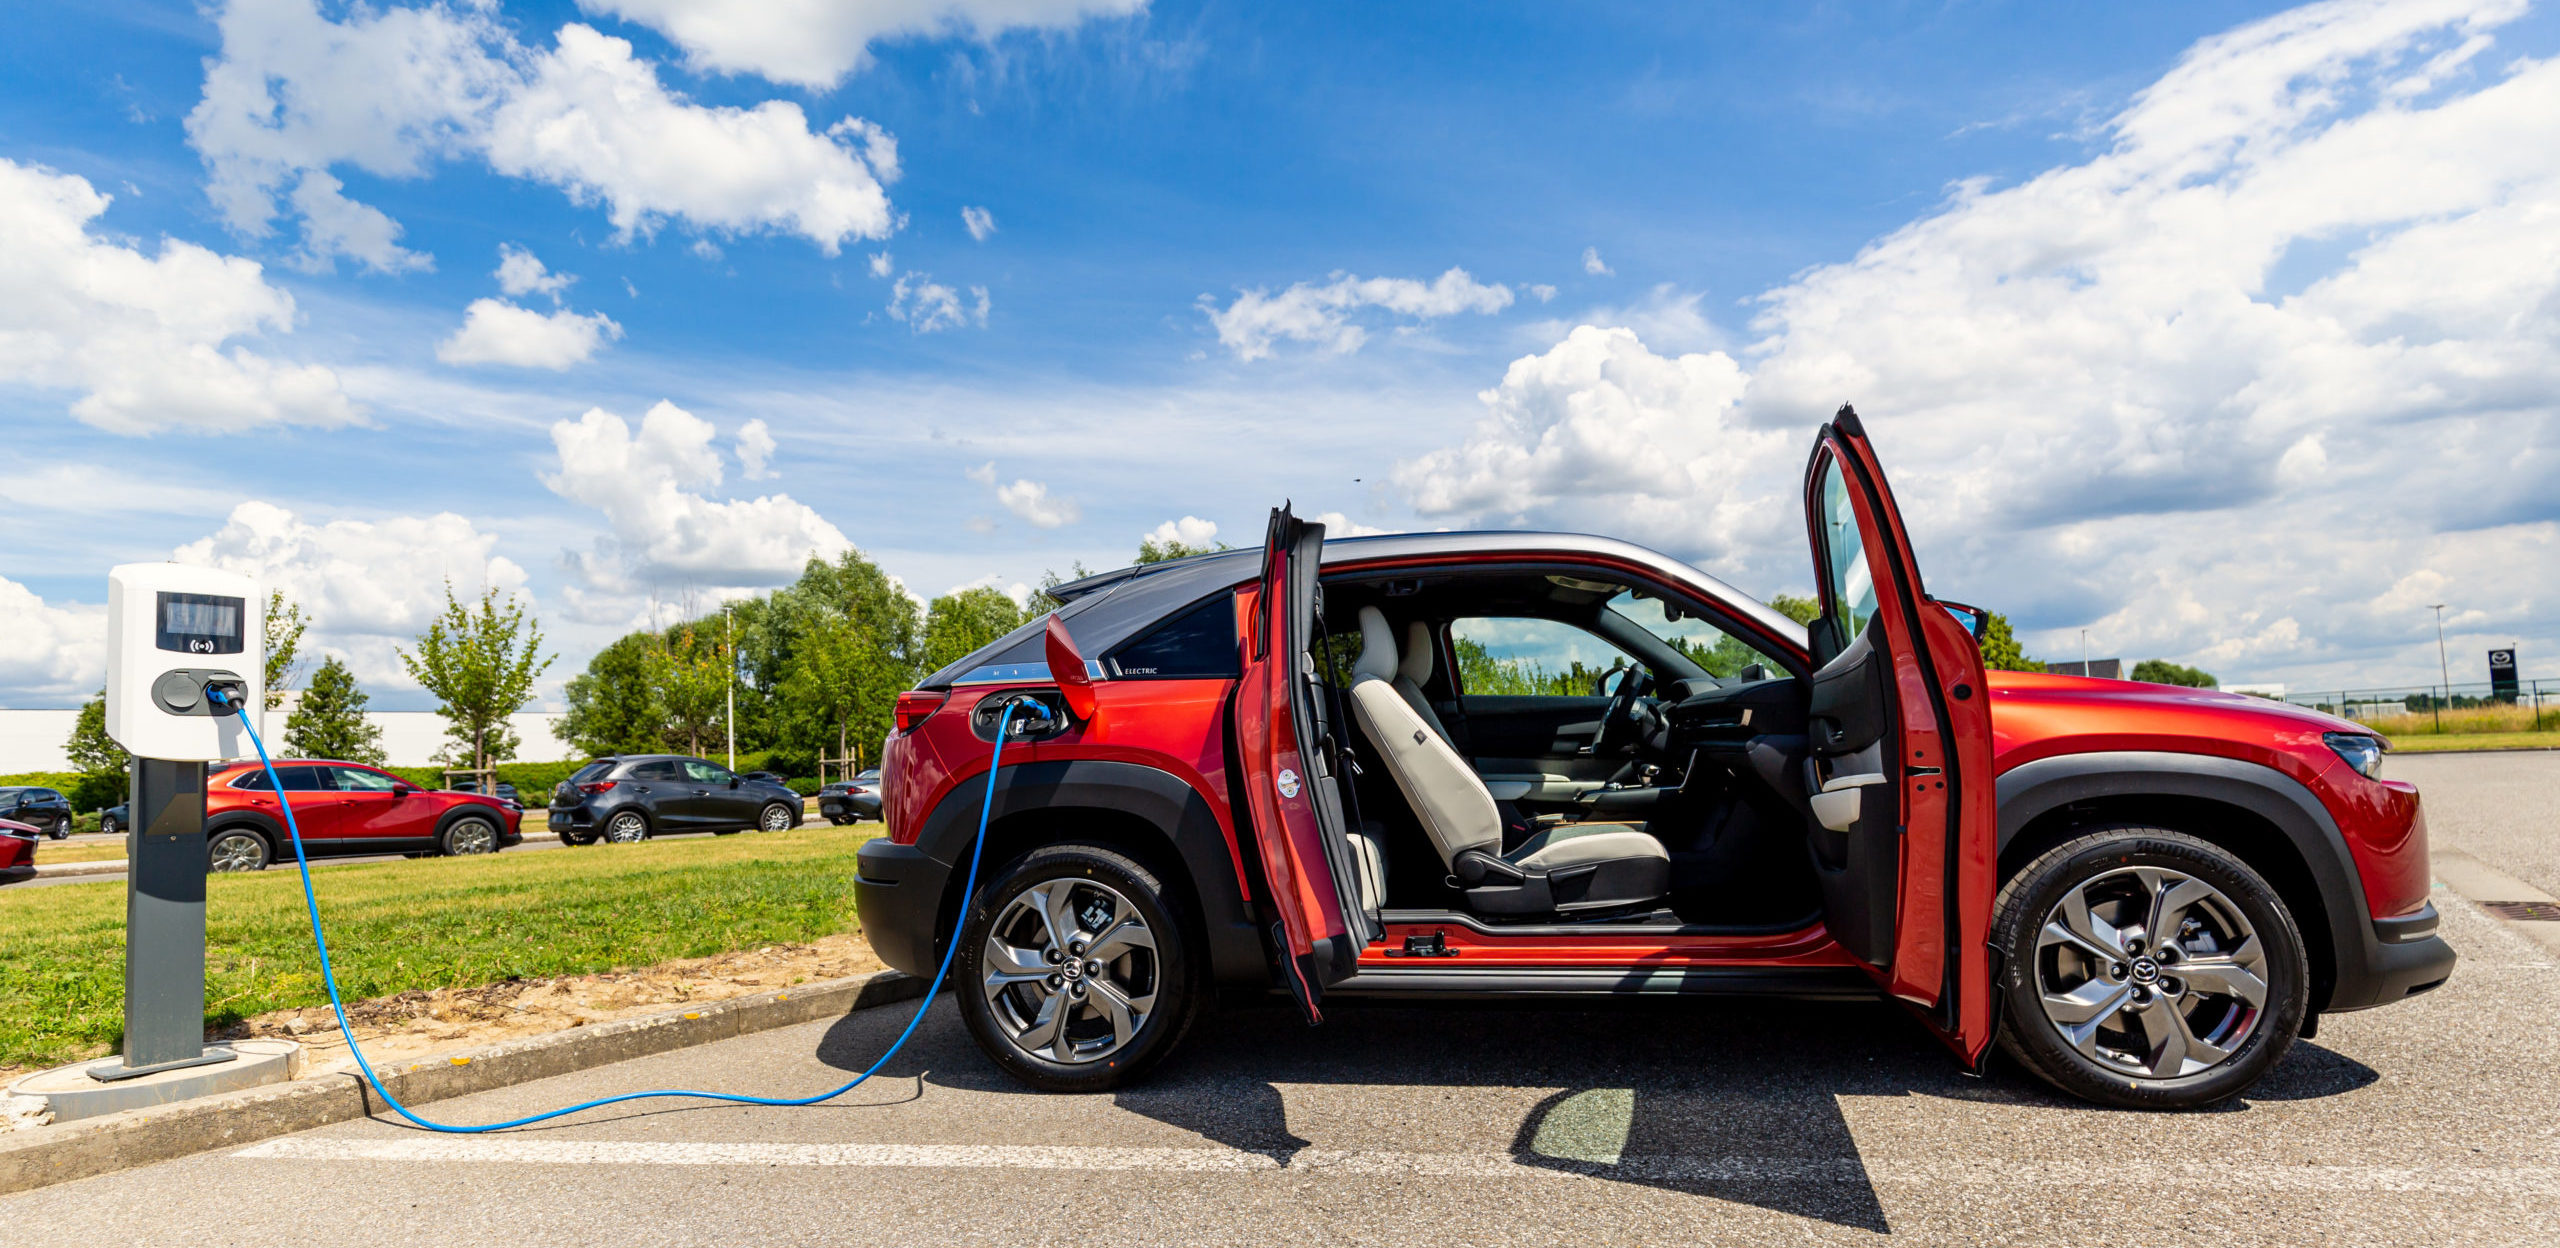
top-left (0, 823), bottom-right (878, 1072)
top-left (2387, 732), bottom-right (2560, 754)
top-left (33, 839), bottom-right (128, 865)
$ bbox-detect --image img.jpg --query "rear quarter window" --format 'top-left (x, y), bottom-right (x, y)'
top-left (569, 761), bottom-right (615, 784)
top-left (1105, 593), bottom-right (1240, 679)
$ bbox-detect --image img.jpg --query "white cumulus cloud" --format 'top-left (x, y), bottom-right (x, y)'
top-left (0, 157), bottom-right (359, 434)
top-left (1204, 267), bottom-right (1514, 361)
top-left (578, 0), bottom-right (1149, 89)
top-left (285, 169), bottom-right (430, 274)
top-left (544, 402), bottom-right (852, 606)
top-left (1581, 247), bottom-right (1611, 276)
top-left (1399, 0), bottom-right (2560, 687)
top-left (996, 478), bottom-right (1079, 529)
top-left (961, 205), bottom-right (996, 240)
top-left (890, 272), bottom-right (989, 332)
top-left (187, 0), bottom-right (901, 261)
top-left (735, 418), bottom-right (778, 479)
top-left (436, 298), bottom-right (623, 369)
top-left (1143, 516), bottom-right (1218, 548)
top-left (495, 243), bottom-right (574, 300)
top-left (0, 577), bottom-right (107, 706)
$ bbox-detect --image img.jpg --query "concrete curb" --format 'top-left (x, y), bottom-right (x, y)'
top-left (0, 968), bottom-right (924, 1197)
top-left (30, 860), bottom-right (127, 878)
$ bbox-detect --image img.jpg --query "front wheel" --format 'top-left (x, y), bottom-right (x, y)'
top-left (99, 816), bottom-right (119, 838)
top-left (442, 815), bottom-right (500, 856)
top-left (208, 830), bottom-right (271, 873)
top-left (956, 844), bottom-right (1198, 1093)
top-left (603, 811), bottom-right (651, 843)
top-left (1993, 826), bottom-right (2308, 1109)
top-left (758, 802), bottom-right (798, 833)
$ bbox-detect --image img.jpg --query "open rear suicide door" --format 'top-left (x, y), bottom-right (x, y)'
top-left (1233, 506), bottom-right (1375, 1023)
top-left (1803, 407), bottom-right (1998, 1063)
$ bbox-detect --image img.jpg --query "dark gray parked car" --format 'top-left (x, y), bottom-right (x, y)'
top-left (817, 770), bottom-right (881, 824)
top-left (0, 787), bottom-right (72, 839)
top-left (547, 754), bottom-right (803, 845)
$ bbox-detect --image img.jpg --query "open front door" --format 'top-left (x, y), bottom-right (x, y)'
top-left (1801, 406), bottom-right (1996, 1062)
top-left (1234, 505), bottom-right (1376, 1023)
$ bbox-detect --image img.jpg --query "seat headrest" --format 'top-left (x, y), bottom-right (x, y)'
top-left (1400, 621), bottom-right (1433, 685)
top-left (1353, 606), bottom-right (1399, 681)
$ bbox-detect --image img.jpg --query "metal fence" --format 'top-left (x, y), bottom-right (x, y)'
top-left (2272, 679), bottom-right (2555, 732)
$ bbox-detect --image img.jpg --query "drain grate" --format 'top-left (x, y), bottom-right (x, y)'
top-left (2481, 900), bottom-right (2560, 922)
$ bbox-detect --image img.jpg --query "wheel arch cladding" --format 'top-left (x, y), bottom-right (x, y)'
top-left (916, 758), bottom-right (1265, 988)
top-left (1996, 751), bottom-right (2361, 1013)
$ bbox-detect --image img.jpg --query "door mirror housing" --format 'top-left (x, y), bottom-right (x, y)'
top-left (1935, 598), bottom-right (1991, 640)
top-left (728, 776), bottom-right (741, 789)
top-left (390, 782), bottom-right (415, 797)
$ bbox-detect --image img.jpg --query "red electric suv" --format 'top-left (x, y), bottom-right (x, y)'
top-left (856, 410), bottom-right (2451, 1109)
top-left (202, 758), bottom-right (523, 871)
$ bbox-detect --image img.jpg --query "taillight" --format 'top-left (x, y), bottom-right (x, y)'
top-left (894, 690), bottom-right (947, 733)
top-left (578, 780), bottom-right (617, 795)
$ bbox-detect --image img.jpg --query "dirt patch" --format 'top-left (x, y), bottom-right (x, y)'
top-left (202, 932), bottom-right (885, 1076)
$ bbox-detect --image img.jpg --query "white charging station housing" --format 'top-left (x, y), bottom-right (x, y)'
top-left (106, 564), bottom-right (264, 762)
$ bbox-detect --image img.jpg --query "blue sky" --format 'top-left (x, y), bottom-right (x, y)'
top-left (5, 0), bottom-right (2558, 708)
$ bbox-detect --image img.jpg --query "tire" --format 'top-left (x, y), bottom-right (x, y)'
top-left (1992, 826), bottom-right (2308, 1110)
top-left (208, 828), bottom-right (272, 873)
top-left (828, 815), bottom-right (853, 827)
top-left (48, 824), bottom-right (68, 841)
top-left (99, 817), bottom-right (119, 838)
top-left (441, 815), bottom-right (501, 857)
top-left (757, 802), bottom-right (799, 833)
top-left (956, 843), bottom-right (1198, 1093)
top-left (603, 810), bottom-right (652, 844)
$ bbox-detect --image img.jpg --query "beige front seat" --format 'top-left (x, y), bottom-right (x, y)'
top-left (1345, 607), bottom-right (1670, 916)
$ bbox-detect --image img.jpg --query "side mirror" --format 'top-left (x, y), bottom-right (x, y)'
top-left (728, 777), bottom-right (741, 789)
top-left (391, 782), bottom-right (416, 797)
top-left (1935, 599), bottom-right (1991, 640)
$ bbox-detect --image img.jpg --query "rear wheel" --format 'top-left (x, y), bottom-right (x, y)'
top-left (441, 815), bottom-right (500, 857)
top-left (1993, 826), bottom-right (2307, 1109)
top-left (603, 810), bottom-right (651, 843)
top-left (208, 829), bottom-right (270, 873)
top-left (957, 844), bottom-right (1197, 1093)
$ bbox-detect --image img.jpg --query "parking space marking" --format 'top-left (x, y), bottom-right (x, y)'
top-left (235, 1137), bottom-right (2560, 1193)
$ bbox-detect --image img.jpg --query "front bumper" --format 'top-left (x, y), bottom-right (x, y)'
top-left (2326, 902), bottom-right (2456, 1013)
top-left (854, 837), bottom-right (953, 977)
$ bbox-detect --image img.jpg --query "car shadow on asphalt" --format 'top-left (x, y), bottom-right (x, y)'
top-left (803, 991), bottom-right (2376, 1235)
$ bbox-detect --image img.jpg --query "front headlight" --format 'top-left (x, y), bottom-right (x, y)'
top-left (2324, 731), bottom-right (2386, 779)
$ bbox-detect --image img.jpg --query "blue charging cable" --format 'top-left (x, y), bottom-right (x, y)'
top-left (210, 688), bottom-right (1010, 1132)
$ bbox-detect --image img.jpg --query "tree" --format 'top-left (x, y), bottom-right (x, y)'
top-left (923, 587), bottom-right (1029, 673)
top-left (651, 625), bottom-right (730, 756)
top-left (263, 589), bottom-right (308, 711)
top-left (1135, 535), bottom-right (1228, 565)
top-left (1977, 612), bottom-right (2045, 673)
top-left (63, 691), bottom-right (128, 809)
top-left (399, 583), bottom-right (552, 772)
top-left (559, 633), bottom-right (667, 757)
top-left (2132, 659), bottom-right (2217, 688)
top-left (1766, 593), bottom-right (1822, 627)
top-left (284, 657), bottom-right (387, 765)
top-left (748, 550), bottom-right (923, 765)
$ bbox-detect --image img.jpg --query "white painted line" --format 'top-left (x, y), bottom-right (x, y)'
top-left (234, 1137), bottom-right (2560, 1193)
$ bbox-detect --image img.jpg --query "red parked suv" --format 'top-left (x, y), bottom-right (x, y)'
top-left (203, 758), bottom-right (523, 871)
top-left (857, 410), bottom-right (2451, 1109)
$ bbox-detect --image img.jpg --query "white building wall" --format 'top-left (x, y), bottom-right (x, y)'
top-left (0, 709), bottom-right (575, 773)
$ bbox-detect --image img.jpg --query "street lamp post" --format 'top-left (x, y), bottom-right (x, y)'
top-left (724, 604), bottom-right (737, 771)
top-left (2430, 604), bottom-right (2450, 733)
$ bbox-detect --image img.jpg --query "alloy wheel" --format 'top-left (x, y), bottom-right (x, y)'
top-left (2034, 865), bottom-right (2270, 1079)
top-left (605, 812), bottom-right (650, 843)
top-left (446, 818), bottom-right (498, 855)
top-left (760, 802), bottom-right (797, 832)
top-left (980, 877), bottom-right (1161, 1065)
top-left (208, 832), bottom-right (267, 872)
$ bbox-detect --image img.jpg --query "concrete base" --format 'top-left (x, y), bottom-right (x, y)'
top-left (11, 1040), bottom-right (303, 1124)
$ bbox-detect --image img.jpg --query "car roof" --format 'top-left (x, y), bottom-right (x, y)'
top-left (919, 529), bottom-right (1808, 688)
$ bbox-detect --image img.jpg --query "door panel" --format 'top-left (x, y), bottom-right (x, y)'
top-left (1233, 506), bottom-right (1369, 1023)
top-left (237, 765), bottom-right (345, 840)
top-left (1803, 405), bottom-right (1996, 1063)
top-left (681, 760), bottom-right (755, 826)
top-left (1457, 696), bottom-right (1618, 769)
top-left (330, 766), bottom-right (441, 843)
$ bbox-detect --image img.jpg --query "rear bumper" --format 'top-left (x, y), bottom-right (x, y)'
top-left (854, 838), bottom-right (952, 977)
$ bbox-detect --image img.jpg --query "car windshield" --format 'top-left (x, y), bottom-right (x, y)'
top-left (1604, 591), bottom-right (1783, 681)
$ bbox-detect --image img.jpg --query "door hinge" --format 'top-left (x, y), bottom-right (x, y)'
top-left (1384, 931), bottom-right (1458, 958)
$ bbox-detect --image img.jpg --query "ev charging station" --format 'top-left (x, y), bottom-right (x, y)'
top-left (14, 565), bottom-right (302, 1121)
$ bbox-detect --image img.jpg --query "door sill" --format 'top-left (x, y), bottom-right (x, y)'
top-left (1377, 908), bottom-right (1824, 939)
top-left (1327, 965), bottom-right (1877, 1000)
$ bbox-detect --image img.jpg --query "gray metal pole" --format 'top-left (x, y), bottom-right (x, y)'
top-left (2431, 605), bottom-right (2450, 732)
top-left (96, 757), bottom-right (234, 1080)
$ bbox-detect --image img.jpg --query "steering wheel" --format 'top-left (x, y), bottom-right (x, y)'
top-left (1592, 664), bottom-right (1657, 756)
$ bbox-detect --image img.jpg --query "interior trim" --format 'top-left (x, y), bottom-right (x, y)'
top-left (1378, 907), bottom-right (1825, 939)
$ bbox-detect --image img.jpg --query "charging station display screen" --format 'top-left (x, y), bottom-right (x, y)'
top-left (156, 591), bottom-right (245, 655)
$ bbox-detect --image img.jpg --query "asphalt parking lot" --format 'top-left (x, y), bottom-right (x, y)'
top-left (5, 753), bottom-right (2556, 1245)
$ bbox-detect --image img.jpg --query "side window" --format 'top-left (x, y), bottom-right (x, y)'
top-left (630, 760), bottom-right (682, 781)
top-left (682, 760), bottom-right (733, 785)
top-left (277, 766), bottom-right (326, 792)
top-left (1106, 593), bottom-right (1240, 679)
top-left (1816, 457), bottom-right (1878, 642)
top-left (1447, 618), bottom-right (1632, 697)
top-left (229, 772), bottom-right (269, 792)
top-left (1606, 592), bottom-right (1784, 681)
top-left (332, 767), bottom-right (400, 792)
